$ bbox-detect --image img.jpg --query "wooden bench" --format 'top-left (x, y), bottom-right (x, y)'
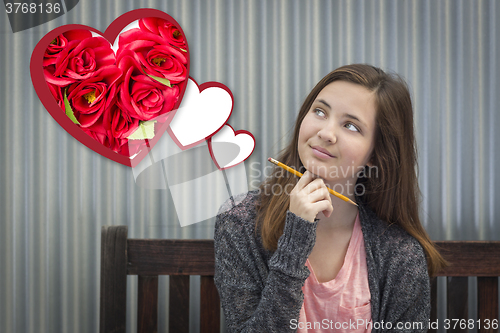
top-left (430, 241), bottom-right (500, 333)
top-left (100, 226), bottom-right (500, 332)
top-left (100, 226), bottom-right (219, 333)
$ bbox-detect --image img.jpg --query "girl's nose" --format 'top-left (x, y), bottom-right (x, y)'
top-left (317, 127), bottom-right (337, 144)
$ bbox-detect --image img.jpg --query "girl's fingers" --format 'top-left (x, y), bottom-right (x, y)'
top-left (289, 170), bottom-right (334, 222)
top-left (303, 177), bottom-right (328, 195)
top-left (294, 170), bottom-right (315, 192)
top-left (322, 202), bottom-right (334, 217)
top-left (304, 186), bottom-right (331, 203)
top-left (313, 200), bottom-right (334, 217)
top-left (310, 188), bottom-right (334, 218)
top-left (307, 183), bottom-right (333, 218)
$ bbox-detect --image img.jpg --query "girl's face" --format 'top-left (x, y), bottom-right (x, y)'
top-left (297, 81), bottom-right (378, 187)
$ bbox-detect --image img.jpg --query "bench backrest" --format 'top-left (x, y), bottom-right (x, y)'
top-left (430, 241), bottom-right (500, 333)
top-left (100, 226), bottom-right (219, 333)
top-left (100, 226), bottom-right (500, 332)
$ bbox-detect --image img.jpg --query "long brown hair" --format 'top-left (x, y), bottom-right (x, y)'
top-left (255, 64), bottom-right (447, 277)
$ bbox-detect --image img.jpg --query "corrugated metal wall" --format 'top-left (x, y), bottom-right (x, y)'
top-left (1, 0), bottom-right (499, 332)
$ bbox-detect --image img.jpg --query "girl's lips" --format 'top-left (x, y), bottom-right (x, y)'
top-left (311, 146), bottom-right (335, 159)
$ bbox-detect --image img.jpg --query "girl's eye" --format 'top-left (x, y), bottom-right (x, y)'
top-left (314, 108), bottom-right (326, 117)
top-left (345, 122), bottom-right (360, 132)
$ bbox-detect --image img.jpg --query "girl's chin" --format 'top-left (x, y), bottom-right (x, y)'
top-left (303, 166), bottom-right (353, 184)
top-left (304, 165), bottom-right (336, 178)
top-left (307, 170), bottom-right (335, 182)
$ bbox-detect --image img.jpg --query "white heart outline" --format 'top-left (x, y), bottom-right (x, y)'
top-left (167, 78), bottom-right (234, 150)
top-left (208, 124), bottom-right (256, 170)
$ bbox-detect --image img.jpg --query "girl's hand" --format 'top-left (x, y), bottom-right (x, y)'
top-left (289, 170), bottom-right (334, 223)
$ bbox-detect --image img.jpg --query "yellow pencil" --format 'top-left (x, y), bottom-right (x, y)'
top-left (267, 157), bottom-right (358, 206)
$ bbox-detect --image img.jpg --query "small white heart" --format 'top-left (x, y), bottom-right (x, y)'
top-left (210, 125), bottom-right (255, 169)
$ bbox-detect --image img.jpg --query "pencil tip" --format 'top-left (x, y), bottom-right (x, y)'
top-left (268, 157), bottom-right (271, 161)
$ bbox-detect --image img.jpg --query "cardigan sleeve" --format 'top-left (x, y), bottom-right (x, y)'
top-left (214, 200), bottom-right (317, 332)
top-left (377, 236), bottom-right (431, 333)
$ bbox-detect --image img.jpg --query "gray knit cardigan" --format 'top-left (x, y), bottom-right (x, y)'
top-left (214, 190), bottom-right (430, 332)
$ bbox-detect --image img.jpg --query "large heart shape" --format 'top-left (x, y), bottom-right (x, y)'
top-left (167, 78), bottom-right (233, 150)
top-left (30, 9), bottom-right (190, 167)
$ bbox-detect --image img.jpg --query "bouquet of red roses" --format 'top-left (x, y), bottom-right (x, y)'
top-left (42, 17), bottom-right (188, 157)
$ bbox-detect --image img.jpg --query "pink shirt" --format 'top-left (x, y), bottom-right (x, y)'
top-left (297, 213), bottom-right (372, 332)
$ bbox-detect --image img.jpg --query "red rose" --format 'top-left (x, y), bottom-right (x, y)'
top-left (44, 36), bottom-right (116, 86)
top-left (43, 30), bottom-right (93, 67)
top-left (138, 17), bottom-right (187, 50)
top-left (117, 28), bottom-right (188, 84)
top-left (66, 66), bottom-right (122, 128)
top-left (118, 139), bottom-right (148, 157)
top-left (81, 127), bottom-right (127, 153)
top-left (103, 104), bottom-right (140, 139)
top-left (47, 82), bottom-right (65, 110)
top-left (141, 45), bottom-right (187, 85)
top-left (81, 123), bottom-right (147, 157)
top-left (117, 51), bottom-right (179, 121)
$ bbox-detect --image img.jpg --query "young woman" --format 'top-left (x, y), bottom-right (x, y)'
top-left (214, 64), bottom-right (446, 332)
